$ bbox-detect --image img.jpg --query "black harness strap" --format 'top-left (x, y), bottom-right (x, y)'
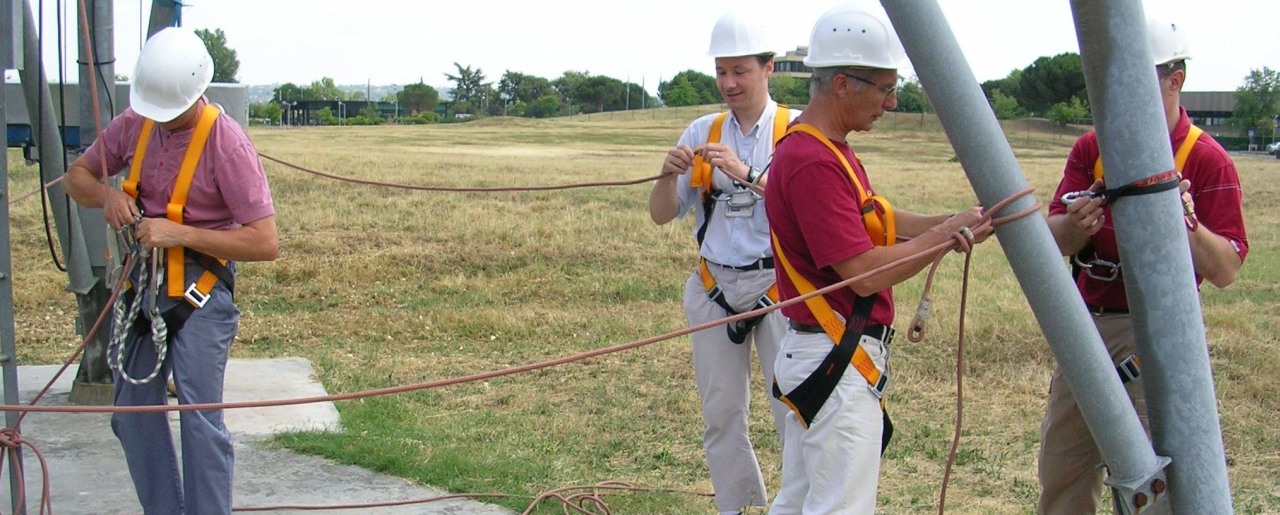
top-left (185, 248), bottom-right (235, 296)
top-left (695, 188), bottom-right (721, 247)
top-left (705, 282), bottom-right (773, 344)
top-left (772, 293), bottom-right (894, 454)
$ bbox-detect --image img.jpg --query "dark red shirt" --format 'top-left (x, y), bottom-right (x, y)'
top-left (1048, 107), bottom-right (1249, 308)
top-left (767, 130), bottom-right (894, 327)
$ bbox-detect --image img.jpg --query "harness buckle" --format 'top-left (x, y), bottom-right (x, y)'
top-left (869, 373), bottom-right (889, 399)
top-left (184, 282), bottom-right (211, 308)
top-left (1116, 354), bottom-right (1142, 384)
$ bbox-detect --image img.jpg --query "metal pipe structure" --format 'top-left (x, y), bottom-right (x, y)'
top-left (2, 0), bottom-right (28, 511)
top-left (878, 1), bottom-right (1169, 513)
top-left (1070, 1), bottom-right (1233, 512)
top-left (147, 0), bottom-right (179, 36)
top-left (1, 82), bottom-right (27, 515)
top-left (20, 0), bottom-right (96, 294)
top-left (67, 0), bottom-right (118, 403)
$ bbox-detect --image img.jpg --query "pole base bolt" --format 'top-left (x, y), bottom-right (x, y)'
top-left (1152, 478), bottom-right (1166, 495)
top-left (1134, 492), bottom-right (1148, 508)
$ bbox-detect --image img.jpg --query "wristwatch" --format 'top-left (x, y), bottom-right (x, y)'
top-left (746, 166), bottom-right (764, 185)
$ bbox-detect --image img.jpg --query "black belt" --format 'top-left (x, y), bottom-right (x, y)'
top-left (710, 257), bottom-right (774, 271)
top-left (1085, 303), bottom-right (1129, 316)
top-left (789, 321), bottom-right (894, 344)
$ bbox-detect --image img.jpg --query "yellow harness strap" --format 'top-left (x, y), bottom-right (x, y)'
top-left (784, 123), bottom-right (896, 247)
top-left (1093, 124), bottom-right (1204, 181)
top-left (690, 105), bottom-right (792, 195)
top-left (126, 105), bottom-right (226, 304)
top-left (770, 233), bottom-right (884, 401)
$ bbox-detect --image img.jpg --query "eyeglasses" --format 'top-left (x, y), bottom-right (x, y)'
top-left (841, 73), bottom-right (900, 98)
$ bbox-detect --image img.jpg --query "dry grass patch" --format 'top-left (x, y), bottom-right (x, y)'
top-left (6, 109), bottom-right (1278, 513)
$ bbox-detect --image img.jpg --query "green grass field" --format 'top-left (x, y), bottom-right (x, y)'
top-left (7, 106), bottom-right (1278, 513)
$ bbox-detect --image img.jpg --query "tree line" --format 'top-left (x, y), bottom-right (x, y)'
top-left (200, 28), bottom-right (1277, 129)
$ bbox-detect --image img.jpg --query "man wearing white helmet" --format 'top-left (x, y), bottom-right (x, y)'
top-left (1040, 16), bottom-right (1247, 514)
top-left (63, 26), bottom-right (277, 514)
top-left (647, 10), bottom-right (799, 515)
top-left (765, 4), bottom-right (989, 513)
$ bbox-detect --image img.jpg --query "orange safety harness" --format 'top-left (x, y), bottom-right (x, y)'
top-left (125, 104), bottom-right (232, 308)
top-left (769, 123), bottom-right (897, 452)
top-left (690, 105), bottom-right (789, 344)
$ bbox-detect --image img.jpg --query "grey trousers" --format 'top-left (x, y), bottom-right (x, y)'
top-left (683, 264), bottom-right (788, 512)
top-left (112, 264), bottom-right (239, 515)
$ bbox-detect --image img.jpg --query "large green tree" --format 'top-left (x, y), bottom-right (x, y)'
top-left (498, 71), bottom-right (555, 108)
top-left (894, 79), bottom-right (931, 113)
top-left (445, 63), bottom-right (488, 114)
top-left (576, 75), bottom-right (625, 113)
top-left (194, 28), bottom-right (239, 83)
top-left (1017, 53), bottom-right (1086, 115)
top-left (769, 76), bottom-right (809, 105)
top-left (304, 77), bottom-right (345, 100)
top-left (658, 70), bottom-right (719, 107)
top-left (398, 81), bottom-right (439, 115)
top-left (1230, 67), bottom-right (1280, 131)
top-left (273, 82), bottom-right (304, 102)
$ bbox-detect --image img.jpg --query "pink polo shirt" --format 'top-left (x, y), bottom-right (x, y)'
top-left (81, 101), bottom-right (274, 230)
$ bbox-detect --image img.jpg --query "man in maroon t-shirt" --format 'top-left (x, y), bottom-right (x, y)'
top-left (764, 5), bottom-right (990, 513)
top-left (1038, 17), bottom-right (1248, 515)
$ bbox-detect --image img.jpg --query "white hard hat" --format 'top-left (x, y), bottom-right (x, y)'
top-left (1146, 16), bottom-right (1190, 66)
top-left (708, 12), bottom-right (774, 58)
top-left (803, 3), bottom-right (904, 70)
top-left (130, 27), bottom-right (214, 122)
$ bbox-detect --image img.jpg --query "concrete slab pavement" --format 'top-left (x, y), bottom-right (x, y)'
top-left (1, 358), bottom-right (513, 515)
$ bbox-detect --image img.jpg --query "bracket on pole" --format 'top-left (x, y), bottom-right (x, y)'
top-left (1105, 455), bottom-right (1171, 514)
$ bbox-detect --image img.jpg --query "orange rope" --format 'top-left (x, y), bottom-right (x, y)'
top-left (259, 152), bottom-right (663, 192)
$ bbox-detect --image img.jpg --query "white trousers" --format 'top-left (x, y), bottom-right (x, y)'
top-left (769, 329), bottom-right (889, 515)
top-left (683, 266), bottom-right (788, 512)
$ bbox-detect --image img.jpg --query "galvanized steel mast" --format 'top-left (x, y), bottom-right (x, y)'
top-left (1071, 0), bottom-right (1234, 512)
top-left (879, 1), bottom-right (1172, 512)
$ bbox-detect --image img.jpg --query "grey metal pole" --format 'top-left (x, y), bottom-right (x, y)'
top-left (1070, 1), bottom-right (1234, 512)
top-left (879, 2), bottom-right (1169, 512)
top-left (20, 0), bottom-right (96, 294)
top-left (147, 0), bottom-right (179, 36)
top-left (1, 3), bottom-right (29, 507)
top-left (67, 0), bottom-right (117, 404)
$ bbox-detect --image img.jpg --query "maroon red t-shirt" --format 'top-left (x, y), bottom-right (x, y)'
top-left (766, 130), bottom-right (894, 327)
top-left (1048, 107), bottom-right (1249, 309)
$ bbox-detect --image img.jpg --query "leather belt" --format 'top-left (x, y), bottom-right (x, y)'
top-left (1085, 303), bottom-right (1129, 316)
top-left (789, 321), bottom-right (894, 344)
top-left (709, 257), bottom-right (774, 271)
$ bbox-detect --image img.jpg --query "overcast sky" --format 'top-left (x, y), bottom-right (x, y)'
top-left (9, 0), bottom-right (1279, 93)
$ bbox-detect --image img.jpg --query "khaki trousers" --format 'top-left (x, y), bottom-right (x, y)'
top-left (1038, 314), bottom-right (1150, 515)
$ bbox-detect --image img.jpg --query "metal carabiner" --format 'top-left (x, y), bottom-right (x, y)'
top-left (1060, 190), bottom-right (1104, 205)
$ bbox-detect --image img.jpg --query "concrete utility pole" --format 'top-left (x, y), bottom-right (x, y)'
top-left (1071, 1), bottom-right (1234, 512)
top-left (65, 0), bottom-right (117, 405)
top-left (3, 1), bottom-right (29, 511)
top-left (878, 1), bottom-right (1171, 513)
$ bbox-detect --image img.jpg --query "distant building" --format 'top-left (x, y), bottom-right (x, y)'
top-left (774, 46), bottom-right (812, 79)
top-left (1181, 91), bottom-right (1238, 134)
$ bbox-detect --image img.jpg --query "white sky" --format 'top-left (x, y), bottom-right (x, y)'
top-left (8, 0), bottom-right (1280, 93)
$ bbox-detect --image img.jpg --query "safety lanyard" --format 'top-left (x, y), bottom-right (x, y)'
top-left (783, 123), bottom-right (897, 247)
top-left (125, 104), bottom-right (224, 301)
